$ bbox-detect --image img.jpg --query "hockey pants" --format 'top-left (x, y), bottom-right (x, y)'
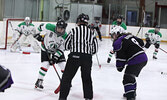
top-left (10, 34), bottom-right (40, 52)
top-left (59, 53), bottom-right (93, 100)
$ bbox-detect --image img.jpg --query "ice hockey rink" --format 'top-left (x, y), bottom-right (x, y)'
top-left (0, 38), bottom-right (167, 100)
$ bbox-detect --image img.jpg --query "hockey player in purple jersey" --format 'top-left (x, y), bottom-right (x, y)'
top-left (0, 65), bottom-right (14, 92)
top-left (111, 32), bottom-right (147, 100)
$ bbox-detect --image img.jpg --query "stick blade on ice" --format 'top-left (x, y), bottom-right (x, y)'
top-left (99, 65), bottom-right (101, 68)
top-left (54, 84), bottom-right (60, 94)
top-left (22, 51), bottom-right (31, 54)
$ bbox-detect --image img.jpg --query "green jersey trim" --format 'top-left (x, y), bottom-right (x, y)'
top-left (45, 23), bottom-right (56, 32)
top-left (112, 21), bottom-right (127, 30)
top-left (56, 51), bottom-right (62, 56)
top-left (61, 32), bottom-right (68, 40)
top-left (148, 29), bottom-right (162, 37)
top-left (18, 22), bottom-right (34, 27)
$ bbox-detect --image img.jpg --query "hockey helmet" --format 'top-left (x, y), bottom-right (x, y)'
top-left (116, 15), bottom-right (123, 25)
top-left (155, 25), bottom-right (160, 29)
top-left (76, 13), bottom-right (89, 24)
top-left (117, 15), bottom-right (123, 20)
top-left (110, 31), bottom-right (121, 40)
top-left (110, 26), bottom-right (123, 39)
top-left (155, 25), bottom-right (160, 33)
top-left (24, 17), bottom-right (31, 25)
top-left (56, 19), bottom-right (67, 29)
top-left (55, 19), bottom-right (67, 36)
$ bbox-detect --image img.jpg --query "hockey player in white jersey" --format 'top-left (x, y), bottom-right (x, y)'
top-left (107, 15), bottom-right (128, 63)
top-left (144, 25), bottom-right (162, 59)
top-left (10, 17), bottom-right (40, 53)
top-left (34, 19), bottom-right (67, 90)
top-left (111, 15), bottom-right (127, 31)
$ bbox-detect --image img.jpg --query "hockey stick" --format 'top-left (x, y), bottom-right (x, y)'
top-left (159, 47), bottom-right (167, 54)
top-left (136, 7), bottom-right (145, 37)
top-left (52, 64), bottom-right (61, 94)
top-left (161, 72), bottom-right (167, 75)
top-left (92, 28), bottom-right (102, 68)
top-left (136, 25), bottom-right (142, 36)
top-left (96, 54), bottom-right (101, 68)
top-left (46, 51), bottom-right (61, 94)
top-left (9, 21), bottom-right (22, 33)
top-left (9, 21), bottom-right (15, 30)
top-left (52, 64), bottom-right (61, 81)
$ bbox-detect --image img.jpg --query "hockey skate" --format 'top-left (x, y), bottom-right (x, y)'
top-left (153, 55), bottom-right (157, 59)
top-left (127, 98), bottom-right (136, 100)
top-left (123, 92), bottom-right (136, 100)
top-left (10, 47), bottom-right (16, 52)
top-left (35, 79), bottom-right (44, 90)
top-left (85, 99), bottom-right (92, 100)
top-left (58, 98), bottom-right (66, 100)
top-left (123, 93), bottom-right (136, 98)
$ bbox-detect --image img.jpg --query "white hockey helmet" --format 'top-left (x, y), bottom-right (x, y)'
top-left (110, 26), bottom-right (124, 40)
top-left (24, 17), bottom-right (31, 25)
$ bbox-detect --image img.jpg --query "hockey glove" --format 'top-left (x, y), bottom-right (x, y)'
top-left (146, 37), bottom-right (151, 44)
top-left (107, 58), bottom-right (111, 63)
top-left (154, 42), bottom-right (160, 49)
top-left (49, 58), bottom-right (55, 65)
top-left (33, 33), bottom-right (44, 42)
top-left (107, 50), bottom-right (114, 63)
top-left (53, 55), bottom-right (59, 63)
top-left (117, 67), bottom-right (124, 72)
top-left (145, 32), bottom-right (149, 38)
top-left (49, 54), bottom-right (58, 65)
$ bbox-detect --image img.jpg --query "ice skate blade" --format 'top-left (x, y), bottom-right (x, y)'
top-left (34, 86), bottom-right (43, 91)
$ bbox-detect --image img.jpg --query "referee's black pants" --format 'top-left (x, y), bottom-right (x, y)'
top-left (59, 52), bottom-right (93, 100)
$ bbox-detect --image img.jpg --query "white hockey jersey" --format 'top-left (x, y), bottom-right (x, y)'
top-left (16, 22), bottom-right (36, 36)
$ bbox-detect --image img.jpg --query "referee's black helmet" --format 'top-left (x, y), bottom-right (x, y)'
top-left (76, 13), bottom-right (89, 24)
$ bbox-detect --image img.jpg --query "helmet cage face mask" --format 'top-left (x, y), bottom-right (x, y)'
top-left (117, 19), bottom-right (122, 26)
top-left (24, 17), bottom-right (31, 25)
top-left (55, 19), bottom-right (67, 36)
top-left (111, 32), bottom-right (120, 40)
top-left (155, 25), bottom-right (160, 32)
top-left (155, 28), bottom-right (160, 32)
top-left (55, 27), bottom-right (65, 36)
top-left (116, 15), bottom-right (123, 25)
top-left (117, 15), bottom-right (123, 20)
top-left (117, 18), bottom-right (122, 21)
top-left (25, 20), bottom-right (30, 25)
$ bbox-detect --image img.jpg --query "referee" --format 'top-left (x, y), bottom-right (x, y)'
top-left (59, 13), bottom-right (98, 100)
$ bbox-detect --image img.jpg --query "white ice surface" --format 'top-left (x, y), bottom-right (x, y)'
top-left (0, 38), bottom-right (167, 100)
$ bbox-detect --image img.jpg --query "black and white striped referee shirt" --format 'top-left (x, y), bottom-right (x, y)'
top-left (64, 24), bottom-right (98, 55)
